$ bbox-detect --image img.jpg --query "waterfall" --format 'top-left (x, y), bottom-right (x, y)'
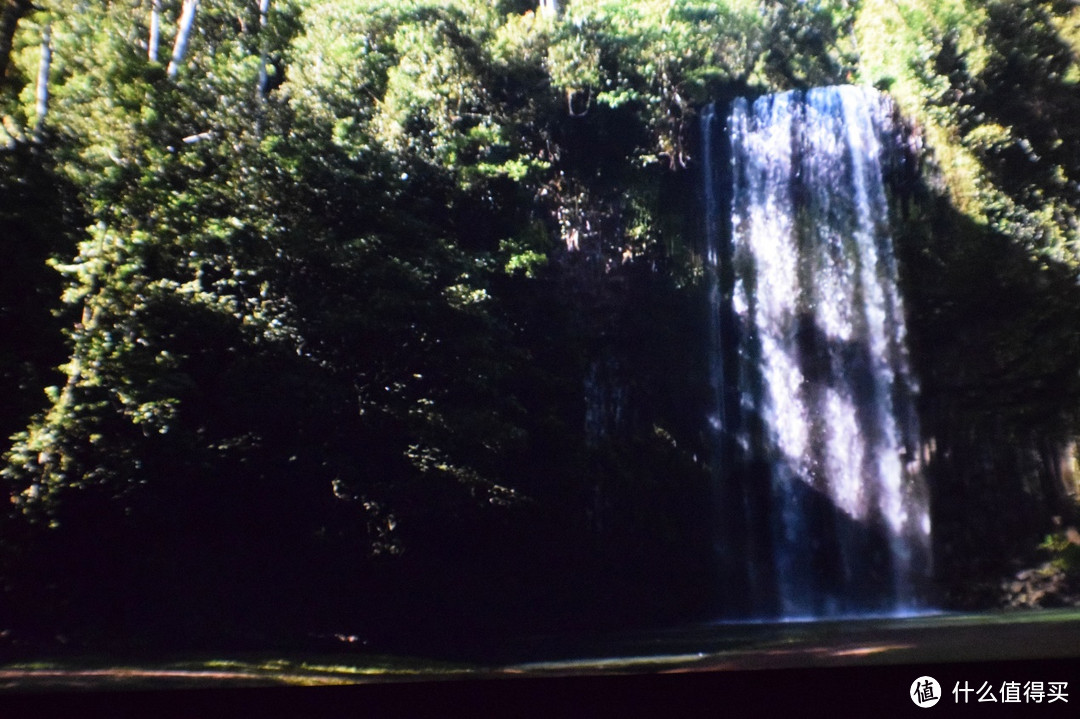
top-left (703, 86), bottom-right (932, 618)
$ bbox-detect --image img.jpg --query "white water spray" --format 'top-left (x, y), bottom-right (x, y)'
top-left (704, 86), bottom-right (932, 617)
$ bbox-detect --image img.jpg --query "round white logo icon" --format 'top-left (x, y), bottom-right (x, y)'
top-left (911, 676), bottom-right (942, 708)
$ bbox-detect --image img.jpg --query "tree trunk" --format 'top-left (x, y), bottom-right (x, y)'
top-left (32, 22), bottom-right (49, 138)
top-left (0, 0), bottom-right (33, 89)
top-left (166, 0), bottom-right (199, 78)
top-left (149, 0), bottom-right (161, 62)
top-left (257, 0), bottom-right (270, 98)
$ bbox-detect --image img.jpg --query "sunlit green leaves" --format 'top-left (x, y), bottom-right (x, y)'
top-left (856, 0), bottom-right (1080, 267)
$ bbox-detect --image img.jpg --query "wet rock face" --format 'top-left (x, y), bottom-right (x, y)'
top-left (1000, 562), bottom-right (1080, 609)
top-left (999, 524), bottom-right (1080, 609)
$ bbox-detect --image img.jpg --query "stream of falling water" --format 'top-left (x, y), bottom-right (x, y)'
top-left (703, 86), bottom-right (932, 618)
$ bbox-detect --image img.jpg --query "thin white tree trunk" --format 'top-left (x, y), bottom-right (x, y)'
top-left (149, 0), bottom-right (161, 62)
top-left (166, 0), bottom-right (199, 78)
top-left (257, 0), bottom-right (270, 98)
top-left (33, 23), bottom-right (51, 138)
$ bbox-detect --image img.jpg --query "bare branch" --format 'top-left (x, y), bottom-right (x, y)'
top-left (181, 129), bottom-right (215, 144)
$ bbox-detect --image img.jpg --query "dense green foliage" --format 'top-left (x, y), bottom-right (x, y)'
top-left (1, 0), bottom-right (1079, 647)
top-left (855, 0), bottom-right (1080, 593)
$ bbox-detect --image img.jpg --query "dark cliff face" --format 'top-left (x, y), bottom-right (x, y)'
top-left (887, 124), bottom-right (1080, 609)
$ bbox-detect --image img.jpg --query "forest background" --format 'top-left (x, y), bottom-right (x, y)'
top-left (2, 0), bottom-right (1080, 652)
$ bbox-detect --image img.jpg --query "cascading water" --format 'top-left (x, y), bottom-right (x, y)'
top-left (702, 86), bottom-right (932, 619)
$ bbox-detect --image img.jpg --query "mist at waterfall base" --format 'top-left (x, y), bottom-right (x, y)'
top-left (701, 86), bottom-right (933, 622)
